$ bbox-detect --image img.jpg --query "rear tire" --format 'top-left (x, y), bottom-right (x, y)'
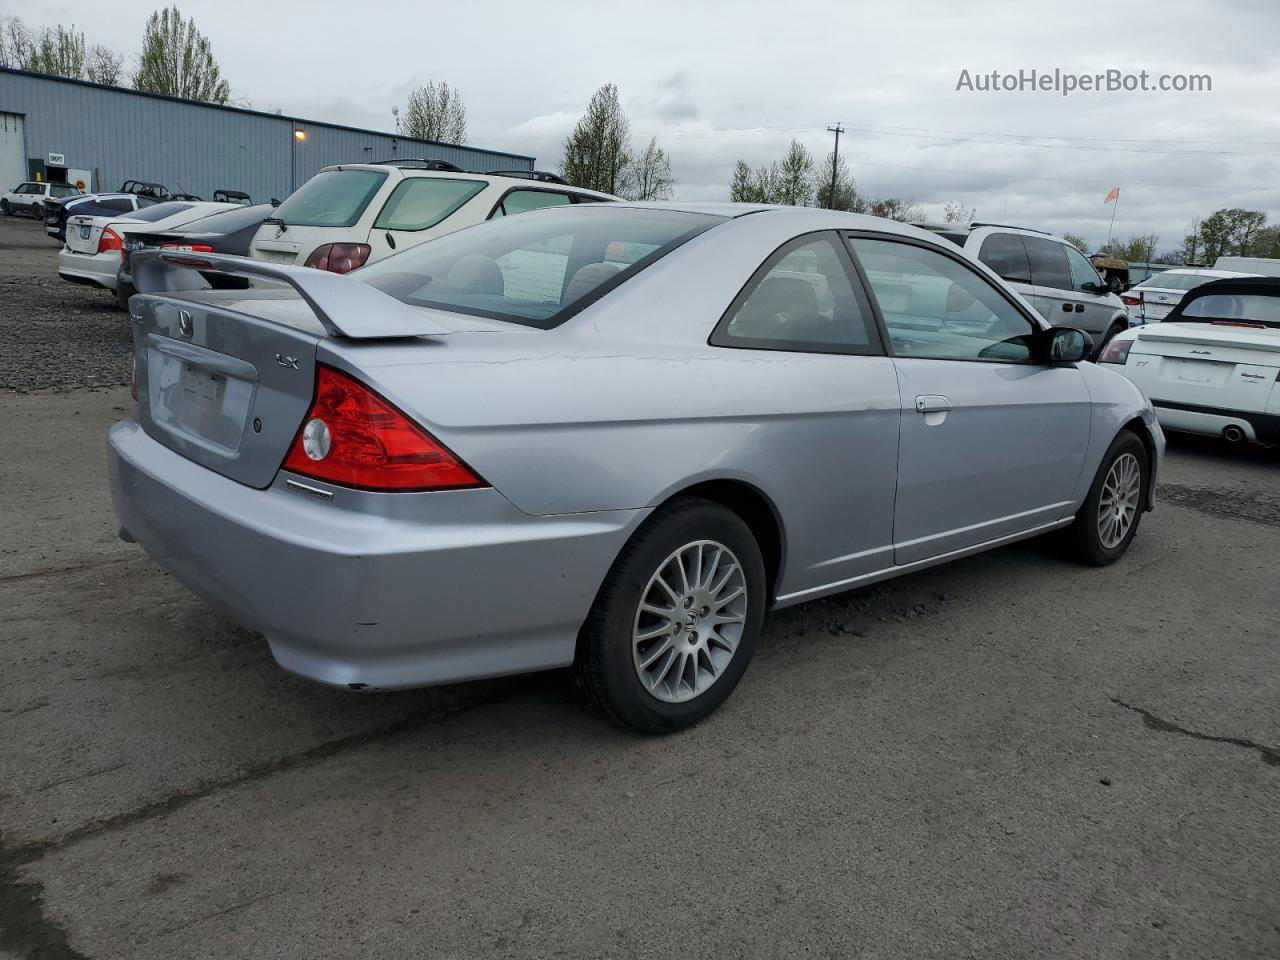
top-left (1064, 430), bottom-right (1148, 566)
top-left (29, 202), bottom-right (42, 221)
top-left (574, 498), bottom-right (766, 734)
top-left (1, 200), bottom-right (11, 216)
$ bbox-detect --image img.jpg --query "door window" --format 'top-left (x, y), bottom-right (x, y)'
top-left (976, 232), bottom-right (1031, 284)
top-left (1064, 244), bottom-right (1104, 292)
top-left (1023, 236), bottom-right (1073, 290)
top-left (850, 237), bottom-right (1039, 362)
top-left (491, 189), bottom-right (572, 219)
top-left (712, 234), bottom-right (882, 354)
top-left (373, 177), bottom-right (486, 232)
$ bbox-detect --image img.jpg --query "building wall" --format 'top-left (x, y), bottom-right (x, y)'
top-left (0, 68), bottom-right (534, 202)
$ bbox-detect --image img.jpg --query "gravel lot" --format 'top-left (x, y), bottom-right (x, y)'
top-left (0, 215), bottom-right (131, 392)
top-left (1, 219), bottom-right (1277, 959)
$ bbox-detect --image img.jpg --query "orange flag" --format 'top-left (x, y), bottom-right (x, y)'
top-left (1104, 187), bottom-right (1120, 204)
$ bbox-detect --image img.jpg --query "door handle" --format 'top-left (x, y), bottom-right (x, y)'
top-left (1061, 302), bottom-right (1073, 312)
top-left (1075, 303), bottom-right (1084, 312)
top-left (915, 394), bottom-right (952, 414)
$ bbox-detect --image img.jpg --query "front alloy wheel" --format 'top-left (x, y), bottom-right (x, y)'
top-left (1064, 430), bottom-right (1148, 565)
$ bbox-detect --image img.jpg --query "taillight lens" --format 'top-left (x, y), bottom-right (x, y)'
top-left (160, 243), bottom-right (214, 253)
top-left (303, 243), bottom-right (371, 274)
top-left (281, 365), bottom-right (485, 492)
top-left (1121, 295), bottom-right (1142, 307)
top-left (1098, 337), bottom-right (1133, 365)
top-left (98, 227), bottom-right (124, 255)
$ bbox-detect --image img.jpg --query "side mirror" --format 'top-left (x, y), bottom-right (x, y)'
top-left (1048, 326), bottom-right (1093, 364)
top-left (1081, 281), bottom-right (1106, 295)
top-left (270, 197), bottom-right (281, 207)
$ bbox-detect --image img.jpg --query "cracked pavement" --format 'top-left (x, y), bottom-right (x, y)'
top-left (2, 386), bottom-right (1278, 959)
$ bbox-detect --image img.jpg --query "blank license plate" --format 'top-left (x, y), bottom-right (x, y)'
top-left (79, 225), bottom-right (90, 239)
top-left (179, 364), bottom-right (226, 411)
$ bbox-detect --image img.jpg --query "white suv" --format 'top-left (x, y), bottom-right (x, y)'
top-left (249, 159), bottom-right (617, 273)
top-left (915, 222), bottom-right (1130, 350)
top-left (2, 180), bottom-right (83, 218)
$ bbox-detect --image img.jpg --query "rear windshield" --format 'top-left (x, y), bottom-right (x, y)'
top-left (126, 202), bottom-right (196, 222)
top-left (1181, 292), bottom-right (1280, 325)
top-left (358, 206), bottom-right (723, 328)
top-left (275, 169), bottom-right (388, 227)
top-left (173, 204), bottom-right (273, 235)
top-left (50, 184), bottom-right (80, 197)
top-left (1136, 272), bottom-right (1218, 292)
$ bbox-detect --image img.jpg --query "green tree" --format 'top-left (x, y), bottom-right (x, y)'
top-left (132, 6), bottom-right (230, 104)
top-left (24, 24), bottom-right (85, 79)
top-left (1100, 233), bottom-right (1159, 263)
top-left (1062, 232), bottom-right (1090, 253)
top-left (560, 83), bottom-right (632, 196)
top-left (774, 140), bottom-right (815, 207)
top-left (863, 197), bottom-right (922, 222)
top-left (815, 151), bottom-right (856, 211)
top-left (623, 136), bottom-right (673, 201)
top-left (403, 81), bottom-right (467, 145)
top-left (1196, 208), bottom-right (1267, 263)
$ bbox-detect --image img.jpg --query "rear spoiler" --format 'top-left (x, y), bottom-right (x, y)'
top-left (130, 249), bottom-right (451, 340)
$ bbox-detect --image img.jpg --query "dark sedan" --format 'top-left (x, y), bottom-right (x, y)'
top-left (115, 203), bottom-right (275, 309)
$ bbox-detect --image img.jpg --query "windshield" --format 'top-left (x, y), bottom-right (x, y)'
top-left (1181, 292), bottom-right (1280, 326)
top-left (124, 202), bottom-right (196, 223)
top-left (1137, 272), bottom-right (1221, 292)
top-left (274, 169), bottom-right (388, 227)
top-left (358, 206), bottom-right (724, 328)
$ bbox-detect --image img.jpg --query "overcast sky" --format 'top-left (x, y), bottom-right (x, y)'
top-left (32, 0), bottom-right (1280, 253)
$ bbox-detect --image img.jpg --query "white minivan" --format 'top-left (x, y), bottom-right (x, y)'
top-left (249, 160), bottom-right (616, 274)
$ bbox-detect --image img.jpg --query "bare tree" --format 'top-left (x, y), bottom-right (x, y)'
top-left (864, 197), bottom-right (922, 222)
top-left (85, 44), bottom-right (124, 85)
top-left (622, 136), bottom-right (673, 201)
top-left (403, 81), bottom-right (467, 145)
top-left (0, 16), bottom-right (34, 69)
top-left (943, 200), bottom-right (976, 224)
top-left (560, 84), bottom-right (632, 196)
top-left (133, 6), bottom-right (230, 104)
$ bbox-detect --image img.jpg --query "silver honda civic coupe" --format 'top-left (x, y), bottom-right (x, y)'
top-left (110, 203), bottom-right (1163, 733)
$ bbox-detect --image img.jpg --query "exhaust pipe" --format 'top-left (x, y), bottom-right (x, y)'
top-left (1223, 425), bottom-right (1246, 443)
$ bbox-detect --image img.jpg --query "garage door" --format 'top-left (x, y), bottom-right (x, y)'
top-left (0, 113), bottom-right (27, 191)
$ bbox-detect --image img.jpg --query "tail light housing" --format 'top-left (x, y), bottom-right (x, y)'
top-left (282, 365), bottom-right (485, 492)
top-left (1120, 294), bottom-right (1142, 307)
top-left (97, 227), bottom-right (124, 255)
top-left (161, 242), bottom-right (214, 253)
top-left (1098, 337), bottom-right (1134, 365)
top-left (303, 243), bottom-right (371, 274)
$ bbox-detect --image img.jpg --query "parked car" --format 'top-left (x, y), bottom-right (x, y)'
top-left (1213, 256), bottom-right (1280, 277)
top-left (115, 203), bottom-right (275, 308)
top-left (1100, 276), bottom-right (1280, 445)
top-left (1, 180), bottom-right (82, 218)
top-left (915, 221), bottom-right (1131, 351)
top-left (58, 201), bottom-right (234, 292)
top-left (248, 159), bottom-right (616, 274)
top-left (44, 193), bottom-right (163, 243)
top-left (120, 179), bottom-right (174, 201)
top-left (112, 203), bottom-right (1162, 732)
top-left (1120, 267), bottom-right (1258, 325)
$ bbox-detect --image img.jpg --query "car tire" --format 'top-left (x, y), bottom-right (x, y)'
top-left (29, 202), bottom-right (42, 221)
top-left (1063, 430), bottom-right (1148, 566)
top-left (574, 497), bottom-right (767, 734)
top-left (0, 200), bottom-right (11, 216)
top-left (115, 281), bottom-right (136, 311)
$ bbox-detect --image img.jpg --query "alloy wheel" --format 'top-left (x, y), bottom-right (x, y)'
top-left (1098, 452), bottom-right (1142, 549)
top-left (632, 540), bottom-right (748, 704)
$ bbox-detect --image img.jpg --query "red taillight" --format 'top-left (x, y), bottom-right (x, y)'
top-left (303, 243), bottom-right (371, 274)
top-left (160, 242), bottom-right (214, 253)
top-left (1098, 337), bottom-right (1133, 365)
top-left (98, 227), bottom-right (123, 255)
top-left (1121, 295), bottom-right (1142, 307)
top-left (282, 365), bottom-right (485, 492)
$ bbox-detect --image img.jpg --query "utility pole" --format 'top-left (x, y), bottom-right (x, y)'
top-left (826, 123), bottom-right (845, 209)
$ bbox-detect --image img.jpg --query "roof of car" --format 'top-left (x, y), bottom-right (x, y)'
top-left (319, 163), bottom-right (617, 200)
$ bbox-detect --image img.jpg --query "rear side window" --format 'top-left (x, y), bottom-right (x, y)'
top-left (50, 184), bottom-right (79, 197)
top-left (1023, 236), bottom-right (1073, 290)
top-left (358, 206), bottom-right (723, 328)
top-left (373, 178), bottom-right (486, 231)
top-left (99, 198), bottom-right (136, 213)
top-left (491, 189), bottom-right (572, 219)
top-left (712, 234), bottom-right (881, 355)
top-left (275, 169), bottom-right (388, 227)
top-left (977, 233), bottom-right (1031, 284)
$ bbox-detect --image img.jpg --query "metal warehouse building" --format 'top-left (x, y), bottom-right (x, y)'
top-left (0, 67), bottom-right (534, 202)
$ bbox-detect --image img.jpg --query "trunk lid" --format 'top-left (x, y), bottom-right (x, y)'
top-left (132, 290), bottom-right (323, 488)
top-left (65, 215), bottom-right (111, 254)
top-left (1126, 323), bottom-right (1280, 413)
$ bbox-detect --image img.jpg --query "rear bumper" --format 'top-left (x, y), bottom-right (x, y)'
top-left (58, 249), bottom-right (119, 290)
top-left (1152, 401), bottom-right (1280, 445)
top-left (108, 420), bottom-right (645, 689)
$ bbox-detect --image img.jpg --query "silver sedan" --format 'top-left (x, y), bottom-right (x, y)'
top-left (110, 203), bottom-right (1163, 732)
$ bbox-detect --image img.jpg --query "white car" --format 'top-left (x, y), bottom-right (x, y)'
top-left (915, 221), bottom-right (1130, 351)
top-left (1121, 268), bottom-right (1258, 325)
top-left (1100, 276), bottom-right (1280, 445)
top-left (249, 159), bottom-right (616, 273)
top-left (2, 180), bottom-right (82, 218)
top-left (58, 201), bottom-right (234, 291)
